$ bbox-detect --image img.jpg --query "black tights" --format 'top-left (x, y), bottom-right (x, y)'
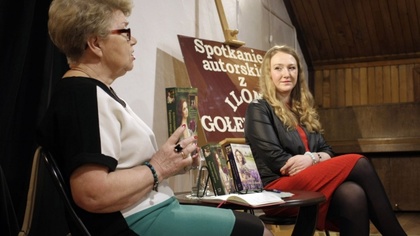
top-left (327, 157), bottom-right (406, 236)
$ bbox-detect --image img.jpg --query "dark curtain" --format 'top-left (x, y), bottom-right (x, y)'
top-left (0, 0), bottom-right (69, 234)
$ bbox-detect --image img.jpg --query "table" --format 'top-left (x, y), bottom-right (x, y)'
top-left (176, 190), bottom-right (326, 236)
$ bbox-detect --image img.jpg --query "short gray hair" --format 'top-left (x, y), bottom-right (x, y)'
top-left (48, 0), bottom-right (133, 63)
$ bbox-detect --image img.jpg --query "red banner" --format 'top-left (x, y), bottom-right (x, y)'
top-left (178, 35), bottom-right (266, 142)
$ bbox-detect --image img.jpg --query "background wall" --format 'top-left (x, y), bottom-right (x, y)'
top-left (110, 0), bottom-right (305, 192)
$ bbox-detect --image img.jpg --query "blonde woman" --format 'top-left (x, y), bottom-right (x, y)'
top-left (244, 45), bottom-right (406, 236)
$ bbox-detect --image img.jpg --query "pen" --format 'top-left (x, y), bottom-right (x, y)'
top-left (217, 200), bottom-right (227, 208)
top-left (268, 189), bottom-right (281, 193)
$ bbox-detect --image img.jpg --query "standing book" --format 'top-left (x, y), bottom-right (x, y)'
top-left (165, 87), bottom-right (198, 140)
top-left (220, 139), bottom-right (263, 193)
top-left (202, 143), bottom-right (235, 195)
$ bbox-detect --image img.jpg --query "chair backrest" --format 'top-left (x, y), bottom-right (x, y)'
top-left (40, 147), bottom-right (91, 236)
top-left (18, 147), bottom-right (41, 236)
top-left (0, 165), bottom-right (19, 236)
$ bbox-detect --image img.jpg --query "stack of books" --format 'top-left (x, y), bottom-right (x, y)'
top-left (202, 138), bottom-right (264, 196)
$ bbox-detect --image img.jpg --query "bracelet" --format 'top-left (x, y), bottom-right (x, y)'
top-left (144, 161), bottom-right (159, 192)
top-left (305, 152), bottom-right (319, 165)
top-left (317, 153), bottom-right (322, 161)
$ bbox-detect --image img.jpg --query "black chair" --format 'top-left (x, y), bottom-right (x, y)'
top-left (40, 147), bottom-right (91, 236)
top-left (0, 165), bottom-right (19, 236)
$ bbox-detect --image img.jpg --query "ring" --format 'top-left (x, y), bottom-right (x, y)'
top-left (181, 151), bottom-right (187, 159)
top-left (174, 143), bottom-right (183, 153)
top-left (184, 166), bottom-right (191, 172)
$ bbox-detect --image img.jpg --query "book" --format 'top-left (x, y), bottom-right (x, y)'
top-left (220, 140), bottom-right (263, 193)
top-left (202, 143), bottom-right (235, 195)
top-left (200, 191), bottom-right (290, 208)
top-left (166, 87), bottom-right (198, 140)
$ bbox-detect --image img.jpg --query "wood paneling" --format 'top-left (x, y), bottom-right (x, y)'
top-left (314, 61), bottom-right (419, 108)
top-left (371, 155), bottom-right (420, 211)
top-left (318, 103), bottom-right (420, 210)
top-left (318, 103), bottom-right (420, 147)
top-left (284, 0), bottom-right (420, 67)
top-left (414, 67), bottom-right (420, 102)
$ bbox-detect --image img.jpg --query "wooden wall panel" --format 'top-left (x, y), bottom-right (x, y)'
top-left (414, 67), bottom-right (420, 102)
top-left (329, 69), bottom-right (337, 107)
top-left (336, 69), bottom-right (345, 107)
top-left (367, 67), bottom-right (376, 105)
top-left (375, 66), bottom-right (384, 104)
top-left (312, 61), bottom-right (420, 211)
top-left (399, 65), bottom-right (408, 102)
top-left (359, 67), bottom-right (368, 105)
top-left (383, 66), bottom-right (392, 103)
top-left (407, 64), bottom-right (414, 101)
top-left (390, 157), bottom-right (420, 211)
top-left (345, 68), bottom-right (353, 106)
top-left (370, 155), bottom-right (420, 211)
top-left (319, 103), bottom-right (420, 142)
top-left (314, 70), bottom-right (323, 106)
top-left (322, 70), bottom-right (330, 108)
top-left (314, 61), bottom-right (420, 108)
top-left (390, 65), bottom-right (399, 103)
top-left (351, 68), bottom-right (358, 105)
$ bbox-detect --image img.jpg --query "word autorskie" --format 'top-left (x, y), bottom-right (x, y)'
top-left (193, 39), bottom-right (263, 77)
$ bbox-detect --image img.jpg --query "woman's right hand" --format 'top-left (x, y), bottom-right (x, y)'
top-left (149, 124), bottom-right (199, 181)
top-left (280, 154), bottom-right (312, 176)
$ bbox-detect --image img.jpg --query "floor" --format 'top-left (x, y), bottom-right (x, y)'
top-left (265, 212), bottom-right (420, 236)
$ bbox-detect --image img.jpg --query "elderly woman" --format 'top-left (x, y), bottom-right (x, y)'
top-left (244, 45), bottom-right (406, 236)
top-left (37, 0), bottom-right (273, 235)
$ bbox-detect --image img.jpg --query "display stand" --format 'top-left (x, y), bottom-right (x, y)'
top-left (193, 166), bottom-right (213, 197)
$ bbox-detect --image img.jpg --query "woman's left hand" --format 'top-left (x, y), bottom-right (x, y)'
top-left (176, 145), bottom-right (201, 175)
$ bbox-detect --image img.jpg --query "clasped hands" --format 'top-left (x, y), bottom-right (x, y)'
top-left (280, 153), bottom-right (313, 176)
top-left (148, 124), bottom-right (200, 180)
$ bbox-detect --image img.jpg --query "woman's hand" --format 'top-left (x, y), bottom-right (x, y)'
top-left (70, 124), bottom-right (199, 213)
top-left (149, 124), bottom-right (200, 181)
top-left (280, 154), bottom-right (312, 176)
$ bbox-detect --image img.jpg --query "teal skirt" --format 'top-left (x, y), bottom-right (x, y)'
top-left (125, 197), bottom-right (235, 236)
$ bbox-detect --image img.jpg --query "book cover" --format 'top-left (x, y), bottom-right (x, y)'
top-left (200, 191), bottom-right (288, 208)
top-left (221, 141), bottom-right (263, 193)
top-left (166, 87), bottom-right (198, 140)
top-left (202, 143), bottom-right (235, 196)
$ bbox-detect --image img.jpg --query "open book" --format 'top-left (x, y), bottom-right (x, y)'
top-left (200, 191), bottom-right (293, 208)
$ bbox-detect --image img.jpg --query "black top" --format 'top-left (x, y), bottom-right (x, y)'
top-left (244, 99), bottom-right (334, 186)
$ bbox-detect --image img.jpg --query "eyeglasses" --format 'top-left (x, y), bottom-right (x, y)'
top-left (110, 28), bottom-right (131, 41)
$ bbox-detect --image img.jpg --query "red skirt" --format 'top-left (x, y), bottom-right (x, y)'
top-left (264, 154), bottom-right (364, 231)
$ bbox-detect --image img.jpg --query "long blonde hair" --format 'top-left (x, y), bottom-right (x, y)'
top-left (259, 45), bottom-right (322, 133)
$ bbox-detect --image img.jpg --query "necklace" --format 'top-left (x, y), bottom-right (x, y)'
top-left (70, 67), bottom-right (92, 78)
top-left (70, 67), bottom-right (126, 107)
top-left (70, 66), bottom-right (112, 86)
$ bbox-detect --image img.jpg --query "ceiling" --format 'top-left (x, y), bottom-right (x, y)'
top-left (283, 0), bottom-right (420, 68)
